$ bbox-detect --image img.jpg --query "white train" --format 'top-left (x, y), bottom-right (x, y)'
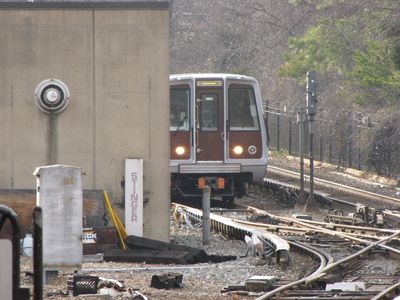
top-left (170, 73), bottom-right (268, 203)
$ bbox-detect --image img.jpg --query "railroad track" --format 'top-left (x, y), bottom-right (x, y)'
top-left (264, 165), bottom-right (400, 228)
top-left (172, 202), bottom-right (400, 299)
top-left (267, 165), bottom-right (400, 207)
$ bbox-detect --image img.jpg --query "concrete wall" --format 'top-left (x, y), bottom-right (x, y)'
top-left (0, 2), bottom-right (170, 241)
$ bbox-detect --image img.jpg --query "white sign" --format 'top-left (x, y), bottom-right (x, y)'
top-left (125, 159), bottom-right (143, 236)
top-left (82, 228), bottom-right (97, 244)
top-left (0, 239), bottom-right (12, 300)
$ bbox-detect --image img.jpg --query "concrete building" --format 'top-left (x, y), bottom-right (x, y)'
top-left (0, 1), bottom-right (170, 241)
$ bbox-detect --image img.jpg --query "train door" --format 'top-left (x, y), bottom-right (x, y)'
top-left (195, 80), bottom-right (224, 161)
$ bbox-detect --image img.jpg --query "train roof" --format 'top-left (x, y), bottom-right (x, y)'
top-left (170, 73), bottom-right (257, 82)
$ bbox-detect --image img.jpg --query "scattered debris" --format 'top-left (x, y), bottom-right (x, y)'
top-left (150, 272), bottom-right (183, 290)
top-left (102, 235), bottom-right (236, 264)
top-left (249, 213), bottom-right (279, 224)
top-left (220, 284), bottom-right (247, 293)
top-left (325, 214), bottom-right (366, 226)
top-left (244, 233), bottom-right (264, 257)
top-left (46, 290), bottom-right (69, 297)
top-left (66, 275), bottom-right (149, 299)
top-left (292, 213), bottom-right (312, 220)
top-left (67, 275), bottom-right (99, 296)
top-left (77, 294), bottom-right (111, 299)
top-left (221, 276), bottom-right (276, 294)
top-left (244, 275), bottom-right (276, 292)
top-left (83, 253), bottom-right (104, 263)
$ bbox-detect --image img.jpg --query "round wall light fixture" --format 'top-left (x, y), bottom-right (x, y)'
top-left (34, 78), bottom-right (70, 114)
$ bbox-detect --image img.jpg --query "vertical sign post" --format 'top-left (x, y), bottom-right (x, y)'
top-left (125, 159), bottom-right (143, 236)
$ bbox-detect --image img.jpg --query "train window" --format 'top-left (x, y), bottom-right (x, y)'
top-left (200, 94), bottom-right (218, 131)
top-left (228, 86), bottom-right (260, 131)
top-left (170, 86), bottom-right (190, 131)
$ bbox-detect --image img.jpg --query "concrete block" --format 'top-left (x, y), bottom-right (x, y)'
top-left (151, 273), bottom-right (183, 289)
top-left (326, 281), bottom-right (365, 291)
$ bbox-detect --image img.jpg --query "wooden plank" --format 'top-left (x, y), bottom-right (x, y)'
top-left (126, 234), bottom-right (206, 253)
top-left (103, 249), bottom-right (199, 264)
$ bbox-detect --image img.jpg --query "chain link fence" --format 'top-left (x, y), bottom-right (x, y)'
top-left (265, 105), bottom-right (400, 179)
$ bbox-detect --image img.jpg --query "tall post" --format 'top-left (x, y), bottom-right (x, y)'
top-left (308, 115), bottom-right (315, 199)
top-left (304, 71), bottom-right (317, 211)
top-left (329, 124), bottom-right (332, 164)
top-left (276, 110), bottom-right (280, 151)
top-left (288, 116), bottom-right (292, 154)
top-left (33, 206), bottom-right (43, 300)
top-left (358, 118), bottom-right (361, 170)
top-left (296, 107), bottom-right (306, 206)
top-left (319, 119), bottom-right (323, 161)
top-left (348, 124), bottom-right (352, 167)
top-left (202, 186), bottom-right (211, 245)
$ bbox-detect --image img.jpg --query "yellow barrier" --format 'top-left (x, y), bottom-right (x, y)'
top-left (103, 190), bottom-right (127, 250)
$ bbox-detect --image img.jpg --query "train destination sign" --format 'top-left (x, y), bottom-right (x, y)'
top-left (196, 80), bottom-right (223, 87)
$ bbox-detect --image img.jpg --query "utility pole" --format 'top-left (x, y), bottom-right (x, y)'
top-left (303, 71), bottom-right (317, 212)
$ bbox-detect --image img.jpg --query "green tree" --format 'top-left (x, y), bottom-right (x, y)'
top-left (280, 1), bottom-right (400, 107)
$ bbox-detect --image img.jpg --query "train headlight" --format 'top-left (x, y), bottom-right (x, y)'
top-left (233, 145), bottom-right (243, 155)
top-left (248, 145), bottom-right (257, 155)
top-left (175, 146), bottom-right (186, 156)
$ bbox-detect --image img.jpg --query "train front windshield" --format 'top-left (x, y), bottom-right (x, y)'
top-left (170, 86), bottom-right (190, 131)
top-left (228, 86), bottom-right (260, 131)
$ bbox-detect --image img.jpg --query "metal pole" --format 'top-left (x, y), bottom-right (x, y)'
top-left (348, 124), bottom-right (352, 167)
top-left (329, 125), bottom-right (332, 164)
top-left (319, 119), bottom-right (323, 161)
top-left (303, 70), bottom-right (317, 211)
top-left (33, 206), bottom-right (43, 300)
top-left (276, 112), bottom-right (280, 151)
top-left (308, 115), bottom-right (315, 201)
top-left (297, 108), bottom-right (306, 205)
top-left (358, 122), bottom-right (361, 170)
top-left (288, 116), bottom-right (292, 154)
top-left (202, 186), bottom-right (211, 245)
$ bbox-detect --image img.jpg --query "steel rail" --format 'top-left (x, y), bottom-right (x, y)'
top-left (268, 165), bottom-right (399, 205)
top-left (371, 281), bottom-right (400, 300)
top-left (263, 177), bottom-right (356, 209)
top-left (173, 203), bottom-right (400, 299)
top-left (172, 204), bottom-right (341, 300)
top-left (172, 203), bottom-right (290, 264)
top-left (247, 205), bottom-right (399, 238)
top-left (235, 218), bottom-right (399, 243)
top-left (245, 206), bottom-right (400, 258)
top-left (255, 240), bottom-right (332, 300)
top-left (306, 230), bottom-right (400, 282)
top-left (257, 228), bottom-right (400, 299)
